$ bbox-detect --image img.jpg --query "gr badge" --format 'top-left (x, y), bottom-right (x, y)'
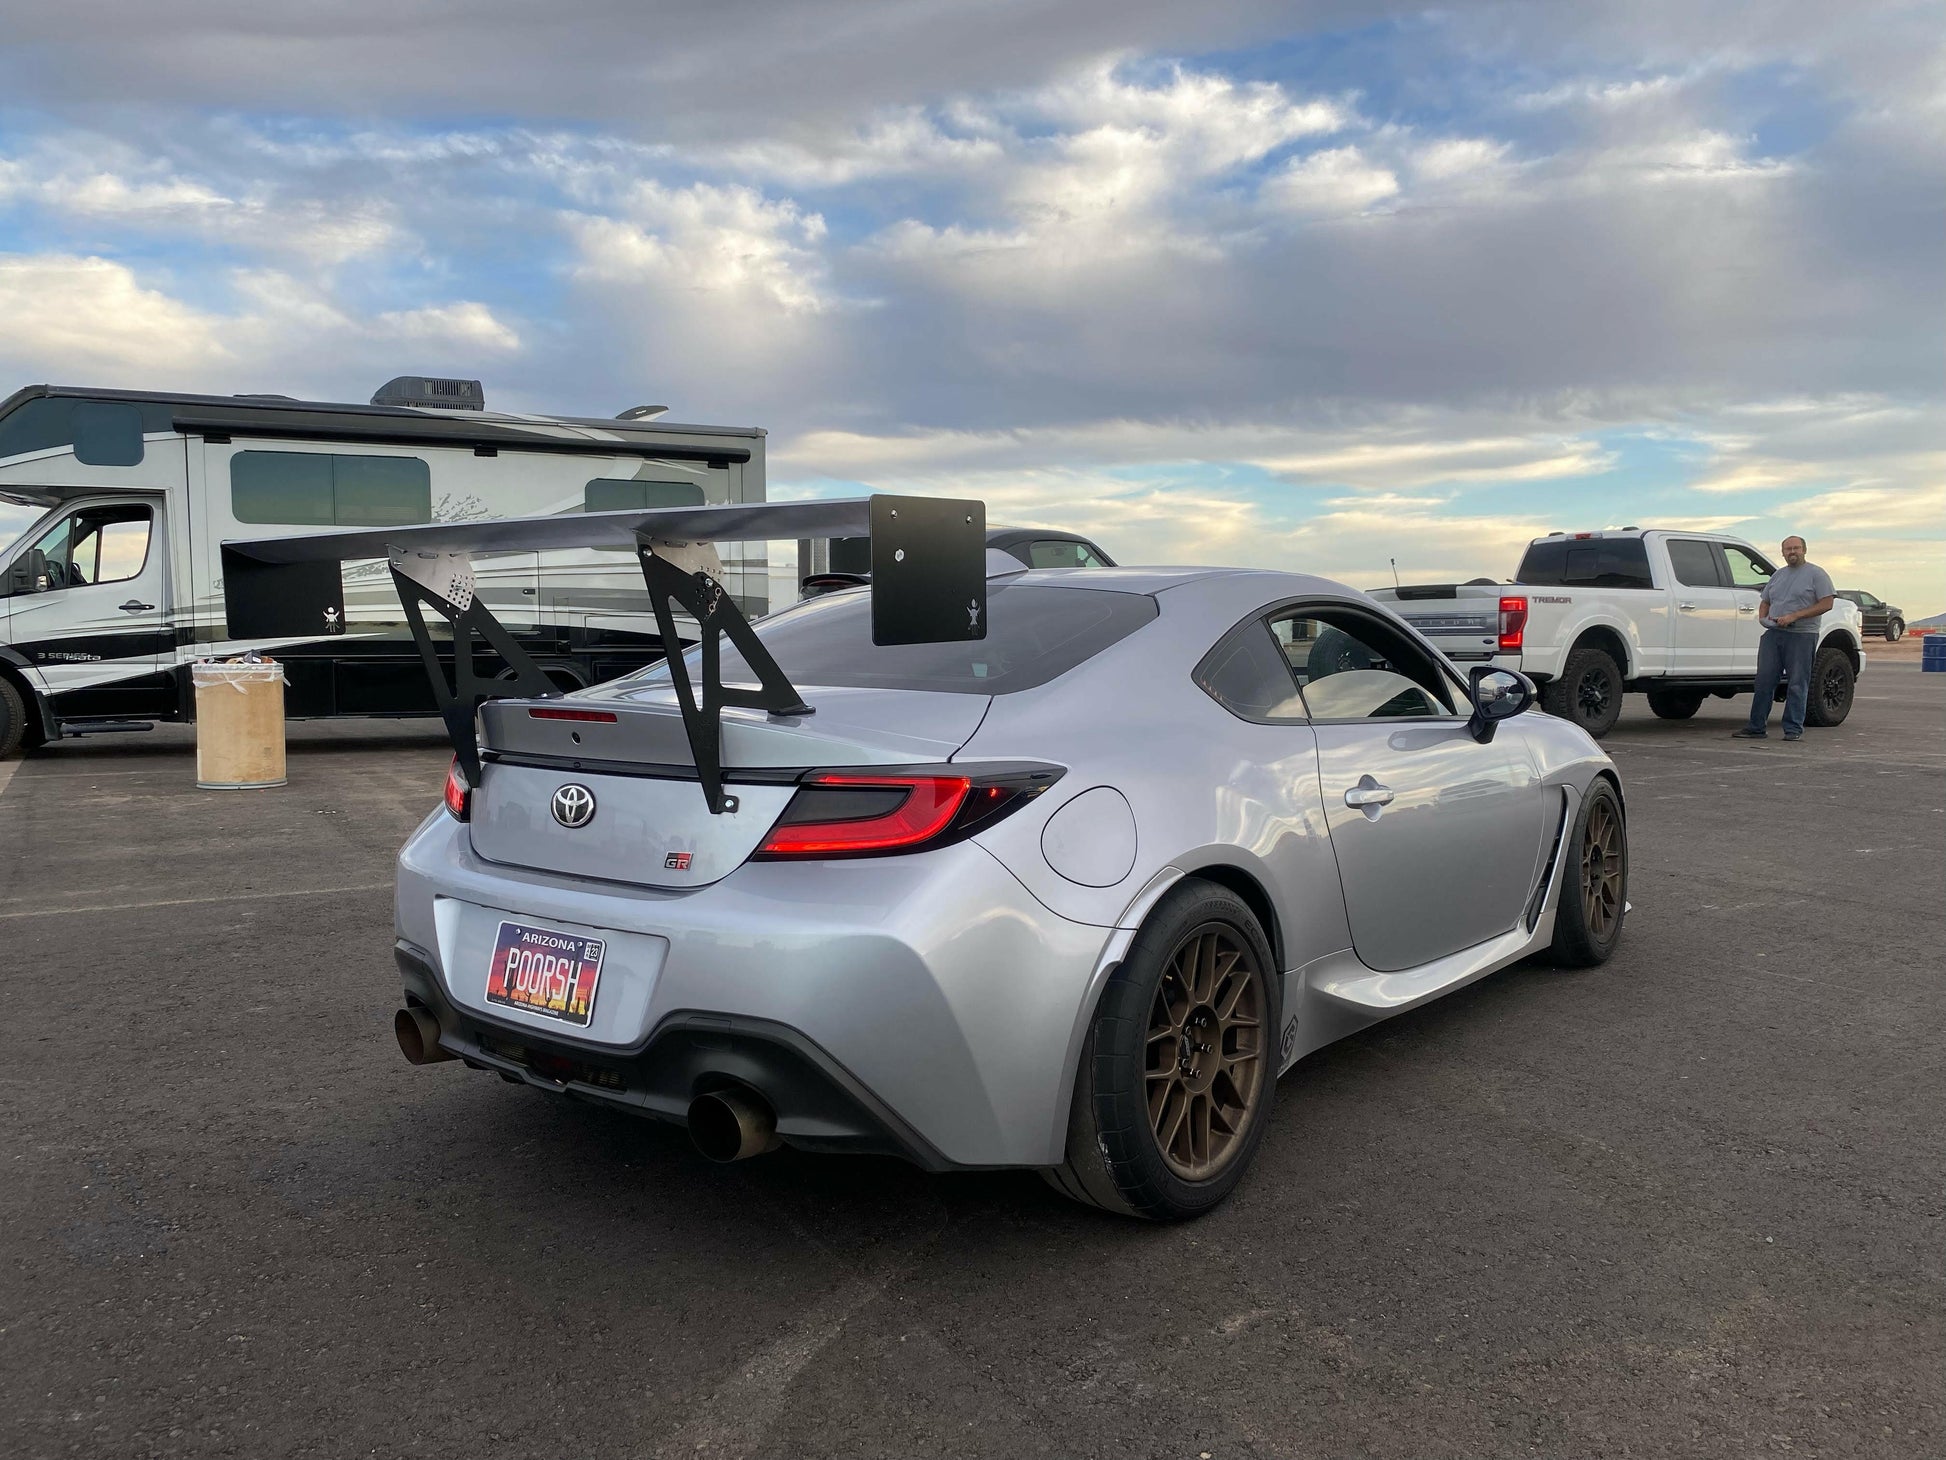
top-left (664, 851), bottom-right (693, 870)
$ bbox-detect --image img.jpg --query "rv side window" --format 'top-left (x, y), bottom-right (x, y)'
top-left (585, 478), bottom-right (708, 512)
top-left (0, 397), bottom-right (170, 464)
top-left (71, 403), bottom-right (146, 467)
top-left (231, 451), bottom-right (431, 527)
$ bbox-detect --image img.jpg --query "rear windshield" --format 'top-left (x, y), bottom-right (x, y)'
top-left (629, 582), bottom-right (1158, 695)
top-left (1517, 537), bottom-right (1654, 589)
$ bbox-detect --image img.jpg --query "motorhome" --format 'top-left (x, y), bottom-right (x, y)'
top-left (0, 379), bottom-right (768, 758)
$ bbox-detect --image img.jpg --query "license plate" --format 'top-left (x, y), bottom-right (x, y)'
top-left (483, 921), bottom-right (605, 1027)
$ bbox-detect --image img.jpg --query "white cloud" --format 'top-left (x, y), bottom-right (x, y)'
top-left (0, 252), bottom-right (520, 395)
top-left (777, 414), bottom-right (1614, 493)
top-left (1262, 146), bottom-right (1400, 216)
top-left (0, 254), bottom-right (229, 380)
top-left (712, 111), bottom-right (1003, 187)
top-left (0, 143), bottom-right (403, 266)
top-left (571, 181), bottom-right (832, 316)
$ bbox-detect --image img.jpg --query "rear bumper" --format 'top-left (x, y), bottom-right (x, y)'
top-left (393, 815), bottom-right (1112, 1169)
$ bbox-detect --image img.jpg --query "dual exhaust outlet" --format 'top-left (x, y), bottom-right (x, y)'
top-left (393, 1006), bottom-right (780, 1162)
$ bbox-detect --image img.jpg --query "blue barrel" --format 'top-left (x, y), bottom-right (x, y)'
top-left (1923, 635), bottom-right (1946, 672)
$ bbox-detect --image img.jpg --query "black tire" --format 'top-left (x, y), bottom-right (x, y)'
top-left (1540, 642), bottom-right (1625, 738)
top-left (1645, 688), bottom-right (1703, 721)
top-left (1548, 779), bottom-right (1627, 968)
top-left (0, 676), bottom-right (28, 760)
top-left (1804, 644), bottom-right (1855, 727)
top-left (1885, 619), bottom-right (1904, 643)
top-left (1044, 878), bottom-right (1281, 1221)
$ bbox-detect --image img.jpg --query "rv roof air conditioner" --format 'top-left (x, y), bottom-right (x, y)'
top-left (371, 376), bottom-right (485, 411)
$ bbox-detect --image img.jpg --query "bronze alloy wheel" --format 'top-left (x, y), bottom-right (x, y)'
top-left (1144, 924), bottom-right (1267, 1181)
top-left (1579, 794), bottom-right (1624, 940)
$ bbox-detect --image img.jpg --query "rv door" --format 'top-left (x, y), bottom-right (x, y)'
top-left (2, 496), bottom-right (173, 718)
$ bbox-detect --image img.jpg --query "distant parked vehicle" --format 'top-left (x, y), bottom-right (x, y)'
top-left (802, 526), bottom-right (1114, 595)
top-left (1367, 529), bottom-right (1867, 738)
top-left (1836, 590), bottom-right (1905, 642)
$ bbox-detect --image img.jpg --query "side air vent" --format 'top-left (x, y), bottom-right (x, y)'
top-left (371, 376), bottom-right (485, 411)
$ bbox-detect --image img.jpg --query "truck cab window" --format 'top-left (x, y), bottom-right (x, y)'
top-left (1667, 539), bottom-right (1724, 587)
top-left (27, 505), bottom-right (152, 589)
top-left (1722, 545), bottom-right (1774, 588)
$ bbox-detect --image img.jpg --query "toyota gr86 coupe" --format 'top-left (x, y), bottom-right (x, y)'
top-left (392, 565), bottom-right (1627, 1220)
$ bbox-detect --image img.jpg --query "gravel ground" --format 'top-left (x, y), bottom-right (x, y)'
top-left (1, 666), bottom-right (1940, 1459)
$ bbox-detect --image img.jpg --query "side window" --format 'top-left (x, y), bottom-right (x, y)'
top-left (586, 478), bottom-right (707, 512)
top-left (1723, 545), bottom-right (1774, 589)
top-left (26, 505), bottom-right (152, 589)
top-left (231, 451), bottom-right (431, 526)
top-left (1027, 538), bottom-right (1108, 569)
top-left (71, 403), bottom-right (146, 467)
top-left (1286, 610), bottom-right (1461, 721)
top-left (1193, 620), bottom-right (1306, 721)
top-left (1666, 539), bottom-right (1724, 588)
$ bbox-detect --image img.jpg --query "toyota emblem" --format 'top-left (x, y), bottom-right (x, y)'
top-left (550, 784), bottom-right (597, 829)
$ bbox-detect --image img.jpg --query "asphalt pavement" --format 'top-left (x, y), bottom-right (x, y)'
top-left (2, 668), bottom-right (1941, 1459)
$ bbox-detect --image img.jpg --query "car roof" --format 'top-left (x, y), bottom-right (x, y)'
top-left (995, 564), bottom-right (1369, 602)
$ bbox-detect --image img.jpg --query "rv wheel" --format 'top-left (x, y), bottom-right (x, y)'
top-left (0, 676), bottom-right (28, 759)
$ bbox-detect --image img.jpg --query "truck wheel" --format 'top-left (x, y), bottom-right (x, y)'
top-left (1043, 879), bottom-right (1280, 1222)
top-left (1548, 779), bottom-right (1627, 967)
top-left (1646, 688), bottom-right (1703, 720)
top-left (0, 676), bottom-right (28, 759)
top-left (1804, 645), bottom-right (1855, 727)
top-left (1885, 619), bottom-right (1904, 643)
top-left (1541, 644), bottom-right (1624, 738)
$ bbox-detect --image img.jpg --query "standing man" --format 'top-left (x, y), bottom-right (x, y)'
top-left (1733, 535), bottom-right (1835, 742)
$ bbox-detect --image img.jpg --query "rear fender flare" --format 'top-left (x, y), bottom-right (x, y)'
top-left (1561, 619), bottom-right (1635, 679)
top-left (1819, 628), bottom-right (1860, 672)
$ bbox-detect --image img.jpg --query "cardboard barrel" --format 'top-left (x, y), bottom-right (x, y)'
top-left (192, 660), bottom-right (288, 789)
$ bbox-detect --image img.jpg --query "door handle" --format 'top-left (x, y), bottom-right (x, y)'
top-left (118, 599), bottom-right (155, 613)
top-left (1737, 605), bottom-right (1756, 614)
top-left (1677, 601), bottom-right (1699, 612)
top-left (1343, 776), bottom-right (1395, 813)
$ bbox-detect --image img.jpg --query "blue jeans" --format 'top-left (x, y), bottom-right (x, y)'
top-left (1748, 627), bottom-right (1815, 734)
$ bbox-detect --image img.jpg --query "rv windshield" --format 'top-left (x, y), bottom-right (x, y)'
top-left (0, 496), bottom-right (48, 561)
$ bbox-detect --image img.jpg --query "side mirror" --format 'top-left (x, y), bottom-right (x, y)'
top-left (6, 548), bottom-right (48, 596)
top-left (1467, 666), bottom-right (1535, 743)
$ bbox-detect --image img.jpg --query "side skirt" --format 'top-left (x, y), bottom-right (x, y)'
top-left (1278, 784), bottom-right (1584, 1073)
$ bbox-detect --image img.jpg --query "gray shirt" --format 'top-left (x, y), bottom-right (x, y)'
top-left (1761, 560), bottom-right (1835, 633)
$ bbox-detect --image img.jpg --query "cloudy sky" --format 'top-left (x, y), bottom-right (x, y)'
top-left (2, 1), bottom-right (1940, 612)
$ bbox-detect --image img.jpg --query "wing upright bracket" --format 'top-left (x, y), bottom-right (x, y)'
top-left (636, 540), bottom-right (812, 816)
top-left (388, 547), bottom-right (558, 786)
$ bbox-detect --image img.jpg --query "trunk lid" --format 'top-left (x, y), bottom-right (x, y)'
top-left (467, 686), bottom-right (990, 889)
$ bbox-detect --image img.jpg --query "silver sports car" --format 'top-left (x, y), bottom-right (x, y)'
top-left (388, 560), bottom-right (1627, 1220)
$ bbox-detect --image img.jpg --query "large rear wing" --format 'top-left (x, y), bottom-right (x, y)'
top-left (221, 494), bottom-right (987, 812)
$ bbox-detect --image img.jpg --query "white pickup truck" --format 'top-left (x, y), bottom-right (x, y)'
top-left (1368, 528), bottom-right (1866, 738)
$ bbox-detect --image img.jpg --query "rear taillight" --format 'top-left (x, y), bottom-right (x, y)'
top-left (443, 758), bottom-right (471, 821)
top-left (1498, 596), bottom-right (1529, 653)
top-left (753, 766), bottom-right (1062, 860)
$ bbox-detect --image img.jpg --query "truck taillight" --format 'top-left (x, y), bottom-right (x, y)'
top-left (1498, 596), bottom-right (1528, 653)
top-left (443, 758), bottom-right (471, 821)
top-left (752, 766), bottom-right (1063, 860)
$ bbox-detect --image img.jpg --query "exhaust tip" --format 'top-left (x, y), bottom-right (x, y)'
top-left (688, 1087), bottom-right (781, 1163)
top-left (394, 1006), bottom-right (454, 1065)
